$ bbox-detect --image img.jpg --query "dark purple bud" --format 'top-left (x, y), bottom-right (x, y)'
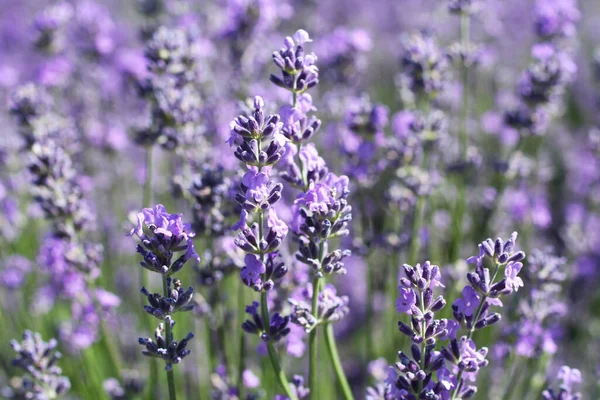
top-left (482, 240), bottom-right (494, 257)
top-left (441, 347), bottom-right (455, 363)
top-left (400, 277), bottom-right (412, 288)
top-left (411, 344), bottom-right (421, 362)
top-left (430, 296), bottom-right (446, 312)
top-left (507, 251), bottom-right (525, 263)
top-left (494, 238), bottom-right (503, 256)
top-left (398, 321), bottom-right (415, 337)
top-left (484, 313), bottom-right (501, 326)
top-left (423, 288), bottom-right (433, 309)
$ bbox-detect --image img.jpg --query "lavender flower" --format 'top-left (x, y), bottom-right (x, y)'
top-left (230, 96), bottom-right (290, 293)
top-left (128, 204), bottom-right (200, 276)
top-left (103, 371), bottom-right (144, 400)
top-left (0, 255), bottom-right (32, 290)
top-left (2, 331), bottom-right (71, 399)
top-left (138, 324), bottom-right (194, 371)
top-left (229, 96), bottom-right (286, 167)
top-left (392, 260), bottom-right (449, 399)
top-left (288, 283), bottom-right (350, 332)
top-left (135, 26), bottom-right (203, 150)
top-left (270, 30), bottom-right (319, 94)
top-left (442, 232), bottom-right (526, 398)
top-left (32, 2), bottom-right (73, 54)
top-left (448, 0), bottom-right (481, 15)
top-left (274, 375), bottom-right (310, 400)
top-left (542, 366), bottom-right (582, 400)
top-left (241, 301), bottom-right (291, 342)
top-left (293, 173), bottom-right (352, 277)
top-left (189, 164), bottom-right (234, 237)
top-left (398, 32), bottom-right (449, 100)
top-left (534, 0), bottom-right (580, 40)
top-left (141, 277), bottom-right (195, 319)
top-left (279, 94), bottom-right (322, 146)
top-left (130, 204), bottom-right (197, 372)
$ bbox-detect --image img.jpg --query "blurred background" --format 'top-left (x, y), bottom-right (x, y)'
top-left (1, 0), bottom-right (600, 399)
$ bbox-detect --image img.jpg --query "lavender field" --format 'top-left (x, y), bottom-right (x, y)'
top-left (1, 0), bottom-right (599, 399)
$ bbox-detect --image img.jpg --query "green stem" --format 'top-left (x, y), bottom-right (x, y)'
top-left (408, 197), bottom-right (425, 265)
top-left (142, 145), bottom-right (159, 400)
top-left (143, 145), bottom-right (154, 207)
top-left (163, 276), bottom-right (177, 400)
top-left (324, 324), bottom-right (354, 400)
top-left (237, 279), bottom-right (246, 399)
top-left (416, 291), bottom-right (426, 395)
top-left (261, 291), bottom-right (297, 400)
top-left (308, 276), bottom-right (322, 398)
top-left (309, 241), bottom-right (326, 397)
top-left (255, 210), bottom-right (296, 399)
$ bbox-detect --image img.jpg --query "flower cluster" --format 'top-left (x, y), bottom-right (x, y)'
top-left (289, 283), bottom-right (350, 332)
top-left (230, 97), bottom-right (290, 294)
top-left (189, 164), bottom-right (235, 237)
top-left (542, 366), bottom-right (582, 400)
top-left (129, 204), bottom-right (197, 370)
top-left (441, 232), bottom-right (525, 397)
top-left (398, 32), bottom-right (449, 102)
top-left (2, 331), bottom-right (71, 399)
top-left (293, 173), bottom-right (352, 276)
top-left (340, 95), bottom-right (390, 185)
top-left (241, 301), bottom-right (291, 342)
top-left (9, 82), bottom-right (116, 350)
top-left (270, 30), bottom-right (319, 95)
top-left (229, 92), bottom-right (293, 350)
top-left (391, 261), bottom-right (449, 399)
top-left (135, 26), bottom-right (204, 150)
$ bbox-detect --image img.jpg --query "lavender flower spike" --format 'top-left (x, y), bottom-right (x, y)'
top-left (2, 331), bottom-right (71, 399)
top-left (542, 366), bottom-right (582, 400)
top-left (129, 204), bottom-right (200, 275)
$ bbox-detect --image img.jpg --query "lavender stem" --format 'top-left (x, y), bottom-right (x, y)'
top-left (162, 275), bottom-right (177, 400)
top-left (324, 323), bottom-right (353, 400)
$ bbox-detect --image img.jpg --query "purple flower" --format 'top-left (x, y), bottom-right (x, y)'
top-left (557, 366), bottom-right (582, 390)
top-left (534, 0), bottom-right (580, 39)
top-left (128, 204), bottom-right (199, 275)
top-left (242, 369), bottom-right (260, 389)
top-left (543, 365), bottom-right (582, 400)
top-left (0, 255), bottom-right (32, 290)
top-left (399, 32), bottom-right (449, 96)
top-left (270, 29), bottom-right (319, 94)
top-left (8, 330), bottom-right (71, 398)
top-left (267, 208), bottom-right (289, 239)
top-left (236, 167), bottom-right (283, 214)
top-left (242, 301), bottom-right (291, 342)
top-left (240, 254), bottom-right (266, 290)
top-left (504, 261), bottom-right (524, 292)
top-left (396, 287), bottom-right (416, 315)
top-left (453, 286), bottom-right (480, 317)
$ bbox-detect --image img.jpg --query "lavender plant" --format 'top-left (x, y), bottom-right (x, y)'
top-left (228, 95), bottom-right (296, 398)
top-left (2, 331), bottom-right (71, 399)
top-left (0, 1), bottom-right (597, 399)
top-left (129, 204), bottom-right (198, 399)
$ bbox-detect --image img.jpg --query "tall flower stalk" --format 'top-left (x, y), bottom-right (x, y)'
top-left (9, 84), bottom-right (122, 370)
top-left (272, 30), bottom-right (354, 399)
top-left (129, 205), bottom-right (198, 400)
top-left (228, 95), bottom-right (296, 399)
top-left (3, 331), bottom-right (71, 399)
